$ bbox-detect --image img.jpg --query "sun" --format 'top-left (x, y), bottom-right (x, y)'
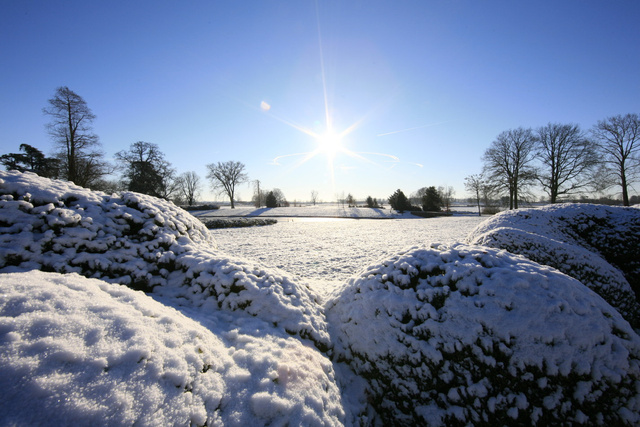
top-left (316, 129), bottom-right (343, 157)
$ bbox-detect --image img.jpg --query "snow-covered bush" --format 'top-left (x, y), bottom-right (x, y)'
top-left (0, 271), bottom-right (344, 426)
top-left (466, 204), bottom-right (640, 329)
top-left (203, 218), bottom-right (278, 229)
top-left (326, 244), bottom-right (640, 426)
top-left (0, 171), bottom-right (329, 350)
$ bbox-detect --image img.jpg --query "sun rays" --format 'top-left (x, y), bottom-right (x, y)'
top-left (261, 1), bottom-right (424, 193)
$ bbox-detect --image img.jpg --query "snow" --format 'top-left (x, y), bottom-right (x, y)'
top-left (209, 216), bottom-right (484, 298)
top-left (466, 204), bottom-right (640, 329)
top-left (0, 271), bottom-right (343, 426)
top-left (192, 204), bottom-right (425, 219)
top-left (0, 171), bottom-right (330, 350)
top-left (1, 171), bottom-right (640, 426)
top-left (325, 243), bottom-right (640, 425)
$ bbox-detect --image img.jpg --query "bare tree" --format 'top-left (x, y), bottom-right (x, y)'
top-left (591, 113), bottom-right (640, 206)
top-left (464, 174), bottom-right (485, 216)
top-left (337, 191), bottom-right (346, 208)
top-left (43, 86), bottom-right (109, 187)
top-left (310, 190), bottom-right (319, 205)
top-left (115, 141), bottom-right (177, 199)
top-left (482, 127), bottom-right (536, 209)
top-left (346, 193), bottom-right (355, 207)
top-left (176, 171), bottom-right (201, 206)
top-left (206, 161), bottom-right (248, 208)
top-left (534, 123), bottom-right (599, 203)
top-left (437, 185), bottom-right (455, 212)
top-left (272, 188), bottom-right (287, 206)
top-left (410, 187), bottom-right (429, 206)
top-left (252, 180), bottom-right (263, 208)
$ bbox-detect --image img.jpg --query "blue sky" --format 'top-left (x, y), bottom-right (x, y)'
top-left (1, 1), bottom-right (639, 203)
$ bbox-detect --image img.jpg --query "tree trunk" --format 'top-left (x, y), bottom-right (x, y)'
top-left (621, 170), bottom-right (629, 206)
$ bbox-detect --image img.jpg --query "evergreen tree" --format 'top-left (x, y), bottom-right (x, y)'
top-left (265, 191), bottom-right (278, 208)
top-left (388, 189), bottom-right (412, 212)
top-left (422, 186), bottom-right (443, 211)
top-left (1, 144), bottom-right (59, 178)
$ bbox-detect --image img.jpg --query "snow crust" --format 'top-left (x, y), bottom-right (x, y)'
top-left (326, 244), bottom-right (640, 426)
top-left (467, 204), bottom-right (640, 329)
top-left (0, 271), bottom-right (343, 426)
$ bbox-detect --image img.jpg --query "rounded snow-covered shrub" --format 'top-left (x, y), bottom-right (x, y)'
top-left (0, 171), bottom-right (215, 282)
top-left (326, 244), bottom-right (640, 426)
top-left (0, 272), bottom-right (344, 426)
top-left (466, 204), bottom-right (640, 329)
top-left (0, 171), bottom-right (329, 350)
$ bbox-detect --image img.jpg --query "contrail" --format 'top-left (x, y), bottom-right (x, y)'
top-left (270, 152), bottom-right (311, 166)
top-left (377, 120), bottom-right (451, 137)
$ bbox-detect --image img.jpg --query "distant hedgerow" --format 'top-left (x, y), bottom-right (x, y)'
top-left (203, 218), bottom-right (277, 229)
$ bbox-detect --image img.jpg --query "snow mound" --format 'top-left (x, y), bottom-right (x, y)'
top-left (0, 171), bottom-right (329, 349)
top-left (0, 271), bottom-right (344, 426)
top-left (325, 244), bottom-right (640, 426)
top-left (466, 204), bottom-right (640, 329)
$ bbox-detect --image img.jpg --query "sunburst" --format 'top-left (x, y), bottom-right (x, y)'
top-left (262, 2), bottom-right (422, 192)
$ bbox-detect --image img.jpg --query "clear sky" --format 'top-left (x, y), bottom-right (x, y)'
top-left (1, 0), bottom-right (639, 203)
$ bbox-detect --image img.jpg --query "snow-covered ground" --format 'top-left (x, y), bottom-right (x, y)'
top-left (192, 203), bottom-right (480, 220)
top-left (210, 216), bottom-right (484, 298)
top-left (1, 171), bottom-right (640, 426)
top-left (193, 204), bottom-right (411, 219)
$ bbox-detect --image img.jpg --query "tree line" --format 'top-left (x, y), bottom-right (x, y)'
top-left (0, 86), bottom-right (253, 208)
top-left (468, 116), bottom-right (640, 211)
top-left (3, 87), bottom-right (638, 211)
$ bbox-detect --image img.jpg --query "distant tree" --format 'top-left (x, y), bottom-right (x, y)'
top-left (482, 127), bottom-right (536, 209)
top-left (1, 144), bottom-right (59, 178)
top-left (310, 190), bottom-right (319, 205)
top-left (272, 188), bottom-right (287, 206)
top-left (464, 174), bottom-right (485, 216)
top-left (176, 171), bottom-right (201, 206)
top-left (366, 195), bottom-right (379, 208)
top-left (388, 189), bottom-right (412, 212)
top-left (346, 193), bottom-right (355, 207)
top-left (535, 123), bottom-right (599, 203)
top-left (265, 191), bottom-right (278, 208)
top-left (115, 141), bottom-right (177, 199)
top-left (591, 113), bottom-right (640, 206)
top-left (422, 186), bottom-right (443, 211)
top-left (252, 180), bottom-right (263, 208)
top-left (437, 185), bottom-right (455, 212)
top-left (480, 181), bottom-right (501, 214)
top-left (206, 161), bottom-right (248, 208)
top-left (410, 187), bottom-right (429, 206)
top-left (43, 86), bottom-right (109, 187)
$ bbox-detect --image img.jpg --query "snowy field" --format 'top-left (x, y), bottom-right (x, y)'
top-left (1, 171), bottom-right (640, 426)
top-left (192, 203), bottom-right (479, 219)
top-left (209, 216), bottom-right (485, 297)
